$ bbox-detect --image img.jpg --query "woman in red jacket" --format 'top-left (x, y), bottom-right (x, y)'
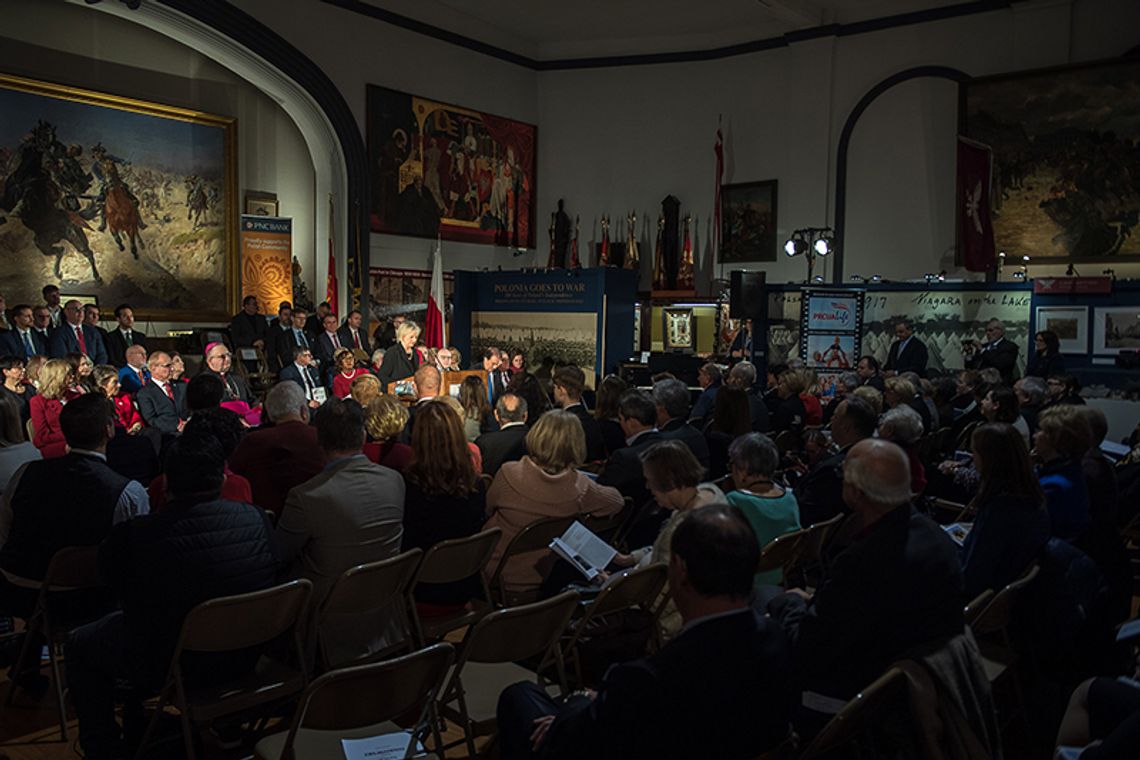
top-left (93, 365), bottom-right (143, 433)
top-left (331, 348), bottom-right (369, 399)
top-left (29, 359), bottom-right (73, 458)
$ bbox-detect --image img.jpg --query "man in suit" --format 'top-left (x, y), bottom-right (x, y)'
top-left (42, 284), bottom-right (62, 328)
top-left (598, 390), bottom-right (662, 507)
top-left (0, 304), bottom-right (48, 360)
top-left (276, 308), bottom-right (314, 375)
top-left (305, 301), bottom-right (332, 338)
top-left (279, 346), bottom-right (323, 408)
top-left (49, 299), bottom-right (108, 364)
top-left (336, 309), bottom-right (371, 355)
top-left (136, 351), bottom-right (187, 434)
top-left (770, 439), bottom-right (964, 736)
top-left (966, 319), bottom-right (1019, 385)
top-left (313, 312), bottom-right (344, 370)
top-left (230, 382), bottom-right (324, 513)
top-left (31, 305), bottom-right (53, 346)
top-left (727, 361), bottom-right (770, 432)
top-left (229, 295), bottom-right (267, 372)
top-left (883, 319), bottom-right (928, 377)
top-left (688, 363), bottom-right (722, 425)
top-left (497, 505), bottom-right (793, 760)
top-left (652, 378), bottom-right (710, 469)
top-left (265, 302), bottom-right (293, 374)
top-left (117, 345), bottom-right (150, 394)
top-left (104, 304), bottom-right (148, 368)
top-left (551, 366), bottom-right (605, 462)
top-left (793, 395), bottom-right (876, 527)
top-left (83, 303), bottom-right (110, 346)
top-left (402, 364), bottom-right (441, 441)
top-left (477, 393), bottom-right (529, 477)
top-left (275, 397), bottom-right (405, 605)
top-left (855, 355), bottom-right (886, 392)
top-left (473, 348), bottom-right (508, 404)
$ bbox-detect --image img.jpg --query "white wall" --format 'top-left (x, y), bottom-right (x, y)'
top-left (0, 0), bottom-right (316, 331)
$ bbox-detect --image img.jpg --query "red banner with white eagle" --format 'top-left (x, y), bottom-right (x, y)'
top-left (957, 137), bottom-right (996, 272)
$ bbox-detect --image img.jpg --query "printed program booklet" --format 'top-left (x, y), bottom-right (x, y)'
top-left (550, 521), bottom-right (617, 581)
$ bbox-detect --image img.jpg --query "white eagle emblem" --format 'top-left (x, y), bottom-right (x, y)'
top-left (965, 181), bottom-right (983, 234)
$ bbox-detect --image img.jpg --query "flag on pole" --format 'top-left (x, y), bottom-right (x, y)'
top-left (713, 117), bottom-right (724, 258)
top-left (425, 235), bottom-right (446, 349)
top-left (957, 136), bottom-right (996, 272)
top-left (326, 195), bottom-right (338, 308)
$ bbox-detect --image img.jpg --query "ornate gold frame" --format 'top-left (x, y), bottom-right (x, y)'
top-left (0, 72), bottom-right (239, 322)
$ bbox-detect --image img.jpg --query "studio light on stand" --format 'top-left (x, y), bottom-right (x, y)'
top-left (784, 227), bottom-right (835, 283)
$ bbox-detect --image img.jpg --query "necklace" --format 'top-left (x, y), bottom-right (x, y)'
top-left (340, 370), bottom-right (356, 378)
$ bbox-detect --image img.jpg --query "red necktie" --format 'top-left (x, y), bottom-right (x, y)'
top-left (164, 382), bottom-right (174, 401)
top-left (75, 326), bottom-right (87, 355)
top-left (332, 333), bottom-right (341, 349)
top-left (353, 330), bottom-right (361, 349)
top-left (138, 369), bottom-right (145, 385)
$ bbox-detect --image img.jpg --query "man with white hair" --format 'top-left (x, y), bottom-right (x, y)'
top-left (768, 439), bottom-right (964, 736)
top-left (1014, 376), bottom-right (1046, 435)
top-left (966, 318), bottom-right (1019, 384)
top-left (877, 405), bottom-right (928, 496)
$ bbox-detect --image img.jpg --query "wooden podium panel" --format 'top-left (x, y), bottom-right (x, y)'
top-left (441, 370), bottom-right (488, 397)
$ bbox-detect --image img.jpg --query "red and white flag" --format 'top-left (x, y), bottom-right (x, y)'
top-left (425, 235), bottom-right (446, 349)
top-left (957, 137), bottom-right (996, 272)
top-left (326, 196), bottom-right (338, 309)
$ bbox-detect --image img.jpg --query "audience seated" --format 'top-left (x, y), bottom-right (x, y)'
top-left (793, 396), bottom-right (877, 526)
top-left (433, 396), bottom-right (485, 473)
top-left (981, 384), bottom-right (1028, 441)
top-left (552, 366), bottom-right (606, 462)
top-left (822, 371), bottom-right (857, 426)
top-left (1076, 406), bottom-right (1130, 623)
top-left (768, 439), bottom-right (964, 737)
top-left (594, 374), bottom-right (629, 457)
top-left (652, 378), bottom-right (711, 469)
top-left (688, 362), bottom-right (722, 425)
top-left (0, 395), bottom-right (150, 618)
top-left (331, 347), bottom-right (368, 399)
top-left (877, 405), bottom-right (927, 497)
top-left (149, 408), bottom-right (251, 511)
top-left (201, 341), bottom-right (251, 405)
top-left (770, 369), bottom-right (808, 434)
top-left (66, 431), bottom-right (278, 760)
top-left (136, 351), bottom-right (187, 435)
top-left (401, 401), bottom-right (487, 607)
top-left (597, 390), bottom-right (664, 507)
top-left (958, 423), bottom-right (1050, 599)
top-left (497, 505), bottom-right (793, 760)
top-left (1056, 675), bottom-right (1140, 759)
top-left (850, 384), bottom-right (883, 416)
top-left (230, 382), bottom-right (324, 513)
top-left (855, 355), bottom-right (886, 392)
top-left (92, 364), bottom-right (160, 486)
top-left (64, 351), bottom-right (95, 398)
top-left (703, 386), bottom-right (751, 479)
top-left (476, 393), bottom-right (529, 477)
top-left (0, 393), bottom-right (39, 498)
top-left (459, 374), bottom-right (492, 442)
top-left (1044, 374), bottom-right (1085, 409)
top-left (349, 372), bottom-right (381, 408)
top-left (279, 345), bottom-right (324, 408)
top-left (1035, 404), bottom-right (1092, 542)
top-left (404, 363), bottom-right (442, 437)
top-left (505, 371), bottom-right (552, 420)
top-left (361, 394), bottom-right (413, 472)
top-left (276, 398), bottom-right (404, 605)
top-left (725, 433), bottom-right (801, 586)
top-left (726, 361), bottom-right (770, 433)
top-left (93, 364), bottom-right (142, 434)
top-left (485, 410), bottom-right (623, 598)
top-left (116, 345), bottom-right (149, 395)
top-left (884, 375), bottom-right (931, 435)
top-left (0, 355), bottom-right (35, 433)
top-left (799, 370), bottom-right (823, 427)
top-left (28, 358), bottom-right (72, 458)
top-left (1015, 376), bottom-right (1046, 435)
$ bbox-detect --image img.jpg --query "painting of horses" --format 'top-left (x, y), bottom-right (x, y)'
top-left (963, 58), bottom-right (1140, 262)
top-left (0, 73), bottom-right (237, 321)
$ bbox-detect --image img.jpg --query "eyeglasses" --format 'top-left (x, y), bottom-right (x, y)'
top-left (156, 363), bottom-right (173, 369)
top-left (213, 353), bottom-right (233, 360)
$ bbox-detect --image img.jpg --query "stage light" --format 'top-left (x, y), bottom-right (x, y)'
top-left (813, 236), bottom-right (834, 256)
top-left (1012, 271), bottom-right (1026, 280)
top-left (811, 275), bottom-right (825, 284)
top-left (870, 274), bottom-right (882, 283)
top-left (784, 236), bottom-right (806, 257)
top-left (1022, 255), bottom-right (1030, 262)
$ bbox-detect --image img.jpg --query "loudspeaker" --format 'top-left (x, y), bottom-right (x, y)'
top-left (729, 270), bottom-right (766, 321)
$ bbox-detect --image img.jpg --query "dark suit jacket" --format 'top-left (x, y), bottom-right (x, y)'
top-left (475, 423), bottom-right (529, 477)
top-left (885, 337), bottom-right (929, 377)
top-left (597, 430), bottom-right (663, 506)
top-left (279, 363), bottom-right (322, 399)
top-left (747, 392), bottom-right (771, 433)
top-left (565, 403), bottom-right (606, 462)
top-left (793, 446), bottom-right (851, 527)
top-left (968, 339), bottom-right (1019, 383)
top-left (313, 331), bottom-right (343, 368)
top-left (49, 322), bottom-right (108, 364)
top-left (546, 609), bottom-right (793, 759)
top-left (659, 418), bottom-right (710, 469)
top-left (1027, 352), bottom-right (1064, 380)
top-left (768, 506), bottom-right (964, 704)
top-left (266, 324), bottom-right (295, 373)
top-left (275, 328), bottom-right (314, 374)
top-left (378, 346), bottom-right (418, 388)
top-left (104, 328), bottom-right (148, 368)
top-left (136, 381), bottom-right (187, 434)
top-left (229, 311), bottom-right (267, 348)
top-left (0, 328), bottom-right (48, 360)
top-left (202, 369), bottom-right (251, 404)
top-left (336, 324), bottom-right (371, 354)
top-left (861, 374), bottom-right (886, 392)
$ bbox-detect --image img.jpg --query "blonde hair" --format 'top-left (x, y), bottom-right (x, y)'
top-left (525, 410), bottom-right (587, 474)
top-left (350, 373), bottom-right (382, 407)
top-left (433, 395), bottom-right (464, 419)
top-left (39, 359), bottom-right (73, 400)
top-left (365, 395), bottom-right (409, 441)
top-left (1038, 405), bottom-right (1092, 460)
top-left (851, 385), bottom-right (883, 415)
top-left (25, 355), bottom-right (48, 384)
top-left (778, 369), bottom-right (809, 397)
top-left (884, 376), bottom-right (916, 404)
top-left (396, 320), bottom-right (421, 343)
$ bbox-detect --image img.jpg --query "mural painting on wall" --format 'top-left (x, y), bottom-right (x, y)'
top-left (368, 266), bottom-right (454, 336)
top-left (366, 85), bottom-right (536, 249)
top-left (767, 289), bottom-right (1031, 376)
top-left (963, 59), bottom-right (1140, 262)
top-left (718, 180), bottom-right (778, 263)
top-left (0, 73), bottom-right (237, 321)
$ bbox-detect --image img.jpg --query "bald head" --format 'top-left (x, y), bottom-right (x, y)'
top-left (842, 439), bottom-right (912, 523)
top-left (413, 364), bottom-right (441, 398)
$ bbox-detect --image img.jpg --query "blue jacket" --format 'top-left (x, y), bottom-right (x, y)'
top-left (1038, 459), bottom-right (1090, 542)
top-left (118, 364), bottom-right (151, 395)
top-left (0, 328), bottom-right (48, 360)
top-left (49, 322), bottom-right (108, 365)
top-left (960, 492), bottom-right (1050, 599)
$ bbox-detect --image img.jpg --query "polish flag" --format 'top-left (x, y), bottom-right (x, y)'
top-left (425, 235), bottom-right (446, 348)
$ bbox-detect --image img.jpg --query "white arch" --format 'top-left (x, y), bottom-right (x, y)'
top-left (73, 0), bottom-right (348, 315)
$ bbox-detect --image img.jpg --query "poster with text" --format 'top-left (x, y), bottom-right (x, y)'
top-left (240, 215), bottom-right (292, 315)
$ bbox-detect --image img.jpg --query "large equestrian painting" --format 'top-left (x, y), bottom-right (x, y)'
top-left (367, 84), bottom-right (536, 249)
top-left (963, 58), bottom-right (1140, 262)
top-left (0, 74), bottom-right (237, 320)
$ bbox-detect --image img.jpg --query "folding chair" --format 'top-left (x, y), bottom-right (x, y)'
top-left (438, 590), bottom-right (579, 756)
top-left (25, 418), bottom-right (34, 442)
top-left (486, 516), bottom-right (576, 607)
top-left (786, 513), bottom-right (844, 587)
top-left (407, 528), bottom-right (501, 646)
top-left (254, 643), bottom-right (455, 760)
top-left (4, 545), bottom-right (102, 740)
top-left (970, 563), bottom-right (1040, 732)
top-left (480, 473), bottom-right (494, 491)
top-left (560, 564), bottom-right (669, 688)
top-left (135, 579), bottom-right (313, 760)
top-left (756, 527), bottom-right (808, 582)
top-left (963, 589), bottom-right (995, 627)
top-left (316, 549), bottom-right (423, 671)
top-left (798, 668), bottom-right (911, 759)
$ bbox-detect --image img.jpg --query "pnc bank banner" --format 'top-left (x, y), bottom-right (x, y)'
top-left (240, 215), bottom-right (293, 315)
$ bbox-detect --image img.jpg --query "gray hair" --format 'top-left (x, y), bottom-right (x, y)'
top-left (900, 371), bottom-right (922, 389)
top-left (979, 368), bottom-right (1002, 386)
top-left (1018, 376), bottom-right (1046, 405)
top-left (987, 319), bottom-right (1005, 334)
top-left (728, 361), bottom-right (757, 388)
top-left (266, 381), bottom-right (306, 420)
top-left (844, 439), bottom-right (912, 507)
top-left (879, 404), bottom-right (924, 444)
top-left (727, 432), bottom-right (779, 478)
top-left (495, 392), bottom-right (528, 423)
top-left (700, 363), bottom-right (723, 384)
top-left (838, 372), bottom-right (859, 392)
top-left (371, 348), bottom-right (386, 365)
top-left (652, 378), bottom-right (691, 420)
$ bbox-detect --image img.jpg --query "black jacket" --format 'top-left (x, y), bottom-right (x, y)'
top-left (659, 418), bottom-right (710, 469)
top-left (476, 424), bottom-right (529, 477)
top-left (229, 311), bottom-right (267, 348)
top-left (401, 481), bottom-right (485, 606)
top-left (1026, 351), bottom-right (1064, 380)
top-left (201, 369), bottom-right (251, 404)
top-left (103, 328), bottom-right (148, 368)
top-left (967, 338), bottom-right (1019, 384)
top-left (793, 446), bottom-right (850, 527)
top-left (885, 337), bottom-right (929, 377)
top-left (565, 403), bottom-right (606, 463)
top-left (378, 346), bottom-right (419, 388)
top-left (598, 430), bottom-right (663, 507)
top-left (748, 392), bottom-right (771, 433)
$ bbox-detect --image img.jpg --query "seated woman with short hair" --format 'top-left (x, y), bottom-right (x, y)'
top-left (485, 409), bottom-right (623, 598)
top-left (362, 395), bottom-right (413, 472)
top-left (725, 432), bottom-right (801, 586)
top-left (331, 347), bottom-right (369, 400)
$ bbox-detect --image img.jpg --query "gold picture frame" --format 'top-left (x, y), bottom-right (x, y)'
top-left (663, 307), bottom-right (694, 352)
top-left (0, 72), bottom-right (239, 322)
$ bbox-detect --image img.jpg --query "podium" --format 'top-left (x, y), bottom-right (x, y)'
top-left (387, 369), bottom-right (489, 404)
